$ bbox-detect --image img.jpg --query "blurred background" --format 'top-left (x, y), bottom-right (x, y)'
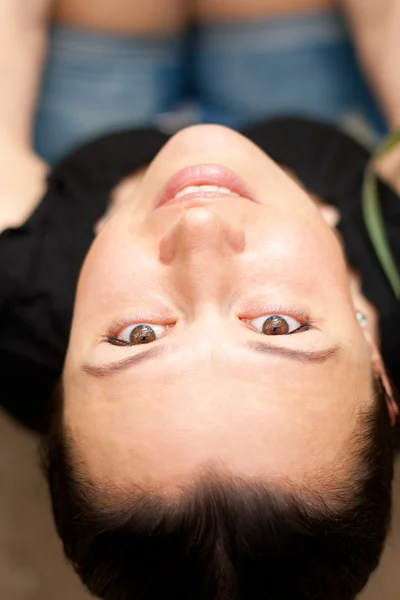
top-left (1, 407), bottom-right (399, 600)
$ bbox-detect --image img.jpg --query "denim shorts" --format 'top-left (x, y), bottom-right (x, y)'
top-left (34, 9), bottom-right (386, 164)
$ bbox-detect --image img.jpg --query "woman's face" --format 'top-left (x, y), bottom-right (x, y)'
top-left (64, 125), bottom-right (374, 495)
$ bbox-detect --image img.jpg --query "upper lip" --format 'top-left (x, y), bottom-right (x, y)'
top-left (155, 164), bottom-right (257, 209)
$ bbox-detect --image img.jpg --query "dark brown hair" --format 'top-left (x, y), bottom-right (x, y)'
top-left (42, 385), bottom-right (394, 600)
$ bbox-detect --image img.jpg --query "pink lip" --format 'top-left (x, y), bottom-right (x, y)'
top-left (155, 164), bottom-right (256, 209)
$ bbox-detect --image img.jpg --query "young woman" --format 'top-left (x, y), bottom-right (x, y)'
top-left (0, 114), bottom-right (399, 600)
top-left (1, 2), bottom-right (400, 600)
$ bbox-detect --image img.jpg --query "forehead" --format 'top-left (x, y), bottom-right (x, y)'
top-left (65, 336), bottom-right (371, 492)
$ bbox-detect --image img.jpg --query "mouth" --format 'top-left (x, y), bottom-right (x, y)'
top-left (155, 164), bottom-right (257, 209)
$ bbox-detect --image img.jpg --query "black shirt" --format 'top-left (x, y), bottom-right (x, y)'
top-left (0, 118), bottom-right (399, 433)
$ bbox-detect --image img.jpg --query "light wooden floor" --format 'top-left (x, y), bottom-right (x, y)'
top-left (1, 407), bottom-right (399, 600)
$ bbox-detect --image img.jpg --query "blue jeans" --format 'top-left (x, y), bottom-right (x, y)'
top-left (34, 28), bottom-right (185, 163)
top-left (34, 9), bottom-right (386, 164)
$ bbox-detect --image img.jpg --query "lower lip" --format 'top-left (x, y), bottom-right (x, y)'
top-left (155, 164), bottom-right (256, 209)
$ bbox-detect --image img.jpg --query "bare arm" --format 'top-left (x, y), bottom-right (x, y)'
top-left (340, 0), bottom-right (400, 131)
top-left (0, 0), bottom-right (53, 146)
top-left (340, 0), bottom-right (400, 191)
top-left (0, 0), bottom-right (52, 231)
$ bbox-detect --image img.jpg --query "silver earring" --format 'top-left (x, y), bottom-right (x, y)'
top-left (356, 310), bottom-right (368, 327)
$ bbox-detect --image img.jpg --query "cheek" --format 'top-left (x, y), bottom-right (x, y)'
top-left (74, 232), bottom-right (159, 318)
top-left (284, 219), bottom-right (343, 264)
top-left (253, 219), bottom-right (349, 293)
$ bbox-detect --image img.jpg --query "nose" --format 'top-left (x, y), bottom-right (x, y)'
top-left (159, 206), bottom-right (245, 303)
top-left (160, 206), bottom-right (245, 262)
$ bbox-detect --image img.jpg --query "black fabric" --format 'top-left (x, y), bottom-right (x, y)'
top-left (0, 118), bottom-right (399, 433)
top-left (0, 128), bottom-right (169, 432)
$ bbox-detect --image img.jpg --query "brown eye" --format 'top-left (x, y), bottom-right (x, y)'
top-left (107, 322), bottom-right (167, 346)
top-left (250, 314), bottom-right (304, 335)
top-left (262, 316), bottom-right (289, 335)
top-left (129, 324), bottom-right (157, 345)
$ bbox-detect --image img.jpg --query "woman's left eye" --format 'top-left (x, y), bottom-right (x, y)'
top-left (108, 323), bottom-right (167, 346)
top-left (250, 314), bottom-right (310, 335)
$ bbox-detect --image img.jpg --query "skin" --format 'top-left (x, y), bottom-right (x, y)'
top-left (0, 0), bottom-right (50, 230)
top-left (64, 124), bottom-right (379, 498)
top-left (54, 0), bottom-right (336, 33)
top-left (53, 0), bottom-right (187, 35)
top-left (341, 0), bottom-right (400, 193)
top-left (193, 0), bottom-right (335, 21)
top-left (341, 0), bottom-right (400, 131)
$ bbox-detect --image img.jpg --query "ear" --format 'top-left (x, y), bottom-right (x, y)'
top-left (363, 326), bottom-right (399, 427)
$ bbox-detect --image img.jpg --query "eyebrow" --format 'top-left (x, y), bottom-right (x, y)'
top-left (82, 345), bottom-right (172, 377)
top-left (82, 340), bottom-right (342, 378)
top-left (247, 340), bottom-right (342, 364)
